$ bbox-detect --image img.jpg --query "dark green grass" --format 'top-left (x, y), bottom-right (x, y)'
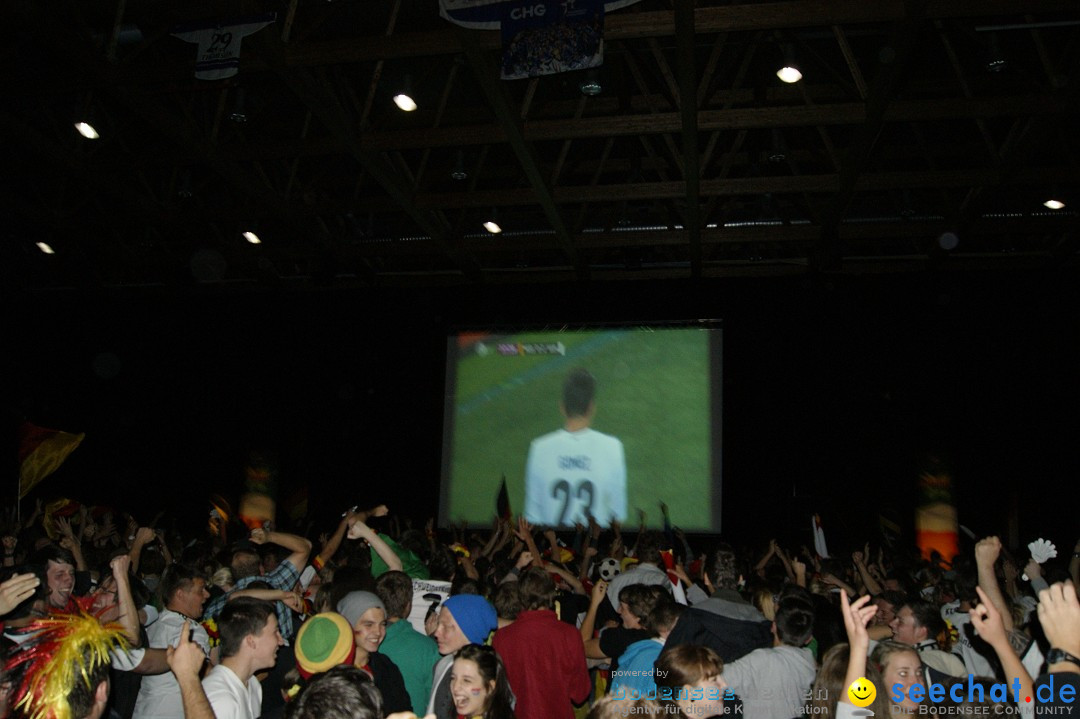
top-left (447, 328), bottom-right (714, 529)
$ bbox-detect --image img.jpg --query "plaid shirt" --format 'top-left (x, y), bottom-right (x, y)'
top-left (202, 558), bottom-right (301, 643)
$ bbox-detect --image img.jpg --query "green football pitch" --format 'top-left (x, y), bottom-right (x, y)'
top-left (445, 328), bottom-right (716, 530)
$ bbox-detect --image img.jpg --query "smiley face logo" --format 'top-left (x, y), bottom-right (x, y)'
top-left (848, 677), bottom-right (877, 708)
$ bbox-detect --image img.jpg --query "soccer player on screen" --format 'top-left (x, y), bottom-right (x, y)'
top-left (524, 368), bottom-right (627, 527)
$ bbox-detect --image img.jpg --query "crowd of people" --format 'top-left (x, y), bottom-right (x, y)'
top-left (0, 498), bottom-right (1075, 719)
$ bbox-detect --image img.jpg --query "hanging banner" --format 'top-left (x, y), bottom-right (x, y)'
top-left (238, 449), bottom-right (277, 530)
top-left (501, 0), bottom-right (604, 80)
top-left (915, 455), bottom-right (959, 564)
top-left (440, 0), bottom-right (640, 30)
top-left (171, 13), bottom-right (276, 81)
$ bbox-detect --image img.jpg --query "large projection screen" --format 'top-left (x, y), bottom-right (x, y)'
top-left (440, 324), bottom-right (722, 531)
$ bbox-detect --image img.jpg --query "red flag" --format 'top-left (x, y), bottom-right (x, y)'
top-left (17, 421), bottom-right (85, 498)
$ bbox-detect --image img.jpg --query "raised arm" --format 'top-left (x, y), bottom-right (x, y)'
top-left (315, 509), bottom-right (355, 567)
top-left (853, 548), bottom-right (883, 596)
top-left (975, 536), bottom-right (1014, 632)
top-left (347, 519), bottom-right (402, 572)
top-left (1038, 582), bottom-right (1080, 675)
top-left (754, 539), bottom-right (777, 576)
top-left (167, 620), bottom-right (216, 719)
top-left (970, 586), bottom-right (1033, 706)
top-left (111, 554), bottom-right (142, 647)
top-left (228, 587), bottom-right (304, 615)
top-left (838, 590), bottom-right (878, 706)
top-left (128, 527), bottom-right (155, 574)
top-left (250, 527), bottom-right (313, 574)
top-left (0, 572), bottom-right (40, 615)
top-left (1070, 539), bottom-right (1080, 590)
top-left (56, 517), bottom-right (87, 571)
top-left (546, 560), bottom-right (585, 595)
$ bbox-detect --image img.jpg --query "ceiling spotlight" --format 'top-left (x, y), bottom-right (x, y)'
top-left (1044, 198), bottom-right (1065, 210)
top-left (74, 121), bottom-right (100, 140)
top-left (483, 209), bottom-right (502, 234)
top-left (36, 241), bottom-right (56, 254)
top-left (938, 231), bottom-right (959, 251)
top-left (579, 67), bottom-right (603, 96)
top-left (984, 32), bottom-right (1007, 73)
top-left (776, 64), bottom-right (802, 84)
top-left (229, 87), bottom-right (247, 123)
top-left (776, 43), bottom-right (802, 83)
top-left (767, 128), bottom-right (787, 163)
top-left (393, 75), bottom-right (417, 112)
top-left (450, 150), bottom-right (468, 181)
top-left (177, 170), bottom-right (193, 199)
top-left (242, 230), bottom-right (262, 244)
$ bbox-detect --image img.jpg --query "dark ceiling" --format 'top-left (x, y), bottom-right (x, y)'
top-left (4, 0), bottom-right (1080, 291)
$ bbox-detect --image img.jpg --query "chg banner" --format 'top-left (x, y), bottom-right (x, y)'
top-left (500, 0), bottom-right (604, 80)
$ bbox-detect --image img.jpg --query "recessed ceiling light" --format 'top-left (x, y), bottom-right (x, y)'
top-left (36, 241), bottom-right (56, 254)
top-left (74, 122), bottom-right (100, 139)
top-left (242, 231), bottom-right (262, 244)
top-left (482, 220), bottom-right (502, 234)
top-left (393, 93), bottom-right (417, 112)
top-left (776, 65), bottom-right (802, 83)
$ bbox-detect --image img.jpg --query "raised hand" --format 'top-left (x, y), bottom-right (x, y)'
top-left (167, 619), bottom-right (207, 680)
top-left (839, 590), bottom-right (877, 650)
top-left (969, 586), bottom-right (1008, 648)
top-left (975, 536), bottom-right (1003, 566)
top-left (249, 527), bottom-right (269, 545)
top-left (0, 573), bottom-right (40, 615)
top-left (56, 516), bottom-right (76, 540)
top-left (1038, 582), bottom-right (1080, 660)
top-left (590, 579), bottom-right (608, 605)
top-left (111, 553), bottom-right (132, 579)
top-left (346, 518), bottom-right (373, 541)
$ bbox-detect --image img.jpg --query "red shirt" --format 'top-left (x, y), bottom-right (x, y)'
top-left (491, 610), bottom-right (590, 719)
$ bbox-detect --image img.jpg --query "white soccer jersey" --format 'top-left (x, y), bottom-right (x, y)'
top-left (171, 14), bottom-right (275, 80)
top-left (524, 428), bottom-right (627, 526)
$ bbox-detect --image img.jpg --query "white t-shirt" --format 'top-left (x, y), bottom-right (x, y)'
top-left (134, 610), bottom-right (211, 719)
top-left (202, 664), bottom-right (261, 719)
top-left (941, 601), bottom-right (995, 678)
top-left (524, 428), bottom-right (627, 526)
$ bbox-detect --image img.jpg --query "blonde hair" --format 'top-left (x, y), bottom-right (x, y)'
top-left (211, 567), bottom-right (234, 591)
top-left (752, 588), bottom-right (776, 621)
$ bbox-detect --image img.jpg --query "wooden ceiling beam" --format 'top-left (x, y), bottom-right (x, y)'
top-left (409, 166), bottom-right (1077, 209)
top-left (675, 0), bottom-right (702, 275)
top-left (359, 95), bottom-right (1067, 151)
top-left (457, 29), bottom-right (584, 276)
top-left (281, 0), bottom-right (1077, 65)
top-left (816, 3), bottom-right (924, 270)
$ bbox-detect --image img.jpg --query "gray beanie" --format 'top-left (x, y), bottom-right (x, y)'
top-left (337, 591), bottom-right (386, 626)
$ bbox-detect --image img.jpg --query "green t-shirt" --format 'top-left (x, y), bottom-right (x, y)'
top-left (370, 533), bottom-right (430, 579)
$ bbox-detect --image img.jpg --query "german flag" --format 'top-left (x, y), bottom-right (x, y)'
top-left (17, 421), bottom-right (84, 498)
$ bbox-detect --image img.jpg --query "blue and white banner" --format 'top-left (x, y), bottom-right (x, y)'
top-left (500, 0), bottom-right (604, 80)
top-left (439, 0), bottom-right (640, 31)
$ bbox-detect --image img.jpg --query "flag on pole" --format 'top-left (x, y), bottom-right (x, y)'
top-left (17, 421), bottom-right (85, 499)
top-left (496, 475), bottom-right (512, 521)
top-left (812, 514), bottom-right (829, 558)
